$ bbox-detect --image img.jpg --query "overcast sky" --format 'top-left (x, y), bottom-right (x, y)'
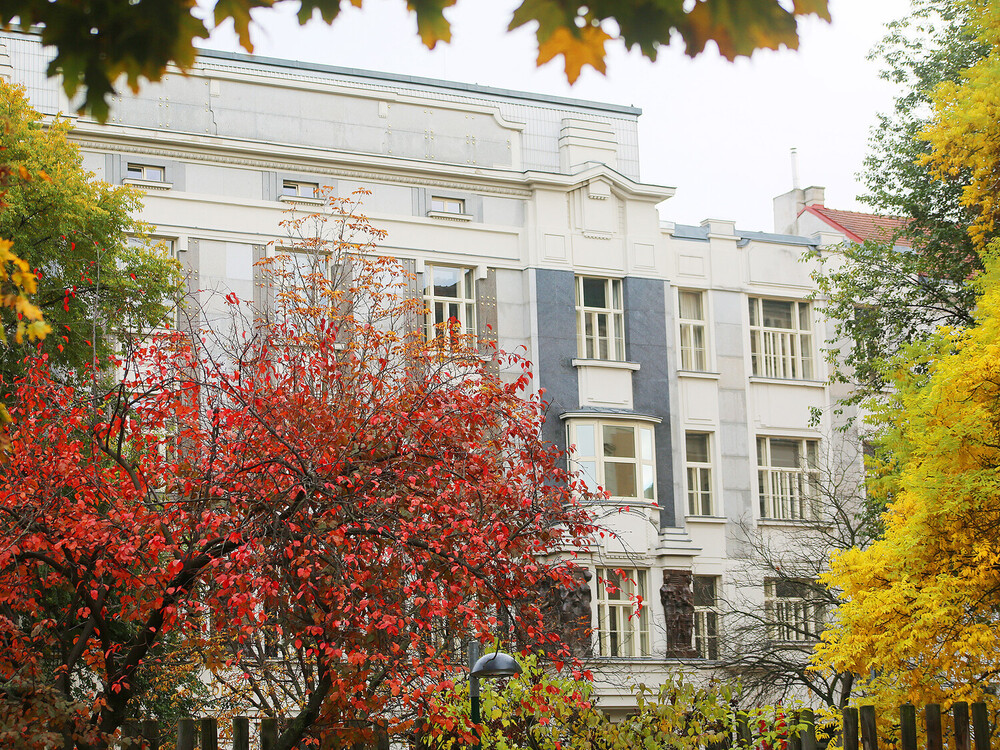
top-left (199, 0), bottom-right (914, 233)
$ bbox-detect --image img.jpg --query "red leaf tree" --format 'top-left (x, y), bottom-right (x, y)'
top-left (0, 196), bottom-right (597, 749)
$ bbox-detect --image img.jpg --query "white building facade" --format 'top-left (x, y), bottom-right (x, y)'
top-left (2, 32), bottom-right (857, 711)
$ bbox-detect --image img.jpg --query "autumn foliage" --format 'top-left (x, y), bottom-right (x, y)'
top-left (814, 253), bottom-right (1000, 710)
top-left (921, 0), bottom-right (1000, 251)
top-left (0, 201), bottom-right (596, 749)
top-left (2, 0), bottom-right (830, 120)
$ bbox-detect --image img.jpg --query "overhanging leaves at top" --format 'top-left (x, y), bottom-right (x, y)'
top-left (1, 0), bottom-right (829, 120)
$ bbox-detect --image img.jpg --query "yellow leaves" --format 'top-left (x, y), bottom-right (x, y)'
top-left (815, 253), bottom-right (1000, 709)
top-left (921, 7), bottom-right (1000, 251)
top-left (0, 239), bottom-right (49, 346)
top-left (537, 26), bottom-right (611, 83)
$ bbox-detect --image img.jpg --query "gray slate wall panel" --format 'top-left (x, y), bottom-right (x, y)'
top-left (535, 269), bottom-right (578, 454)
top-left (624, 277), bottom-right (675, 528)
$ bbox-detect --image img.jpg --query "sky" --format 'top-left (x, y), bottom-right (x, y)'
top-left (199, 0), bottom-right (915, 233)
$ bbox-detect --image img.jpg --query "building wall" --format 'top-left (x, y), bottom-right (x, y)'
top-left (2, 30), bottom-right (858, 704)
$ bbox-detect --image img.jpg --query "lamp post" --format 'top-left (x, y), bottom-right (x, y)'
top-left (468, 642), bottom-right (522, 725)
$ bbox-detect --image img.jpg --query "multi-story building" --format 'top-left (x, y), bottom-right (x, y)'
top-left (1, 31), bottom-right (863, 711)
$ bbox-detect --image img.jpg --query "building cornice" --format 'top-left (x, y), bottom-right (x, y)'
top-left (70, 123), bottom-right (673, 202)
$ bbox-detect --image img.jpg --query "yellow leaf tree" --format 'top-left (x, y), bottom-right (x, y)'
top-left (814, 251), bottom-right (1000, 710)
top-left (921, 0), bottom-right (1000, 251)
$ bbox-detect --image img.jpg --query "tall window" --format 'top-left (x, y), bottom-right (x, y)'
top-left (693, 576), bottom-right (720, 659)
top-left (576, 276), bottom-right (625, 361)
top-left (765, 579), bottom-right (823, 642)
top-left (685, 432), bottom-right (714, 516)
top-left (678, 290), bottom-right (707, 371)
top-left (423, 265), bottom-right (477, 348)
top-left (596, 567), bottom-right (649, 657)
top-left (748, 297), bottom-right (814, 379)
top-left (568, 420), bottom-right (656, 501)
top-left (757, 437), bottom-right (819, 520)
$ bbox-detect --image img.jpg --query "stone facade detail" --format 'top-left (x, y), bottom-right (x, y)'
top-left (661, 568), bottom-right (696, 658)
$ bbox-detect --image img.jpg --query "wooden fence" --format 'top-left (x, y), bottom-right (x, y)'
top-left (735, 702), bottom-right (992, 750)
top-left (122, 702), bottom-right (994, 750)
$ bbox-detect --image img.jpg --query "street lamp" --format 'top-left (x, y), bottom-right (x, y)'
top-left (468, 642), bottom-right (522, 724)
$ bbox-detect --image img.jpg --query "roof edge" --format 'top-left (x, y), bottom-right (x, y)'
top-left (193, 46), bottom-right (643, 117)
top-left (799, 204), bottom-right (864, 244)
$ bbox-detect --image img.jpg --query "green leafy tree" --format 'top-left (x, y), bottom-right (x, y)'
top-left (810, 0), bottom-right (985, 404)
top-left (2, 0), bottom-right (829, 121)
top-left (423, 652), bottom-right (806, 750)
top-left (0, 80), bottom-right (180, 384)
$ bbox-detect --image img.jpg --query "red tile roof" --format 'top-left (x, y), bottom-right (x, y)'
top-left (801, 204), bottom-right (912, 247)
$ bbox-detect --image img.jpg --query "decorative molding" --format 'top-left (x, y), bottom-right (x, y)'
top-left (278, 195), bottom-right (325, 206)
top-left (72, 137), bottom-right (535, 199)
top-left (186, 62), bottom-right (529, 133)
top-left (426, 210), bottom-right (473, 222)
top-left (582, 229), bottom-right (613, 240)
top-left (559, 410), bottom-right (661, 424)
top-left (661, 569), bottom-right (697, 659)
top-left (572, 358), bottom-right (640, 372)
top-left (123, 178), bottom-right (172, 191)
top-left (748, 376), bottom-right (826, 389)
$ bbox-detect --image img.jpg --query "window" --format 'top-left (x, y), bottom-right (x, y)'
top-left (596, 567), bottom-right (649, 657)
top-left (430, 196), bottom-right (465, 214)
top-left (282, 180), bottom-right (319, 198)
top-left (693, 576), bottom-right (720, 659)
top-left (757, 437), bottom-right (819, 520)
top-left (765, 579), bottom-right (823, 643)
top-left (685, 432), bottom-right (714, 516)
top-left (576, 276), bottom-right (625, 361)
top-left (423, 265), bottom-right (477, 348)
top-left (678, 290), bottom-right (707, 370)
top-left (126, 235), bottom-right (176, 258)
top-left (568, 420), bottom-right (656, 501)
top-left (748, 297), bottom-right (814, 379)
top-left (126, 163), bottom-right (165, 182)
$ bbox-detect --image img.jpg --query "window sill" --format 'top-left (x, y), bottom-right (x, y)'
top-left (279, 195), bottom-right (325, 206)
top-left (757, 518), bottom-right (820, 527)
top-left (427, 210), bottom-right (473, 222)
top-left (748, 376), bottom-right (826, 388)
top-left (123, 178), bottom-right (172, 191)
top-left (686, 515), bottom-right (727, 524)
top-left (572, 358), bottom-right (640, 371)
top-left (561, 410), bottom-right (662, 425)
top-left (678, 370), bottom-right (719, 380)
top-left (591, 656), bottom-right (661, 664)
top-left (580, 497), bottom-right (658, 509)
top-left (592, 656), bottom-right (716, 665)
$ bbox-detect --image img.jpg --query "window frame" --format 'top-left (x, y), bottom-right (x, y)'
top-left (685, 431), bottom-right (714, 516)
top-left (748, 297), bottom-right (815, 380)
top-left (764, 578), bottom-right (824, 643)
top-left (595, 567), bottom-right (650, 658)
top-left (422, 264), bottom-right (478, 349)
top-left (693, 575), bottom-right (721, 660)
top-left (125, 163), bottom-right (166, 182)
top-left (757, 436), bottom-right (820, 521)
top-left (281, 179), bottom-right (319, 199)
top-left (567, 418), bottom-right (656, 502)
top-left (430, 196), bottom-right (465, 214)
top-left (575, 276), bottom-right (625, 361)
top-left (677, 289), bottom-right (708, 371)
